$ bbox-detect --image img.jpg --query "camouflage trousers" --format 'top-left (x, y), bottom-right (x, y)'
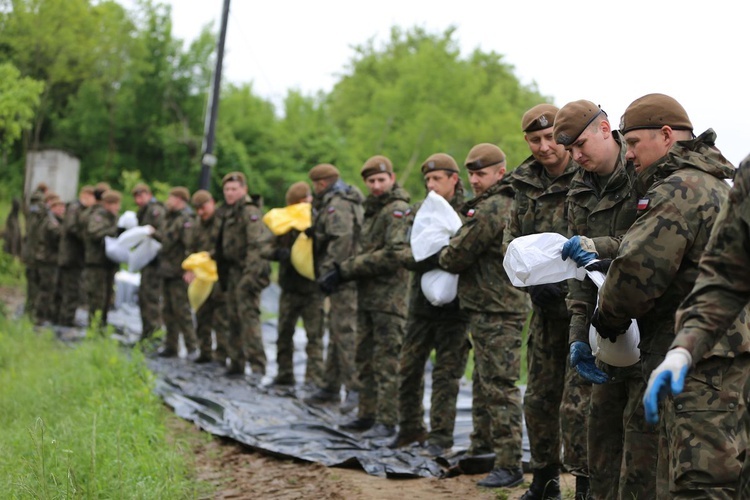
top-left (138, 265), bottom-right (163, 339)
top-left (162, 278), bottom-right (197, 352)
top-left (276, 289), bottom-right (324, 385)
top-left (524, 308), bottom-right (590, 474)
top-left (355, 309), bottom-right (405, 426)
top-left (57, 266), bottom-right (83, 326)
top-left (25, 265), bottom-right (39, 319)
top-left (589, 361), bottom-right (657, 500)
top-left (34, 263), bottom-right (59, 324)
top-left (86, 266), bottom-right (116, 328)
top-left (656, 353), bottom-right (750, 499)
top-left (195, 286), bottom-right (229, 360)
top-left (468, 311), bottom-right (526, 468)
top-left (398, 314), bottom-right (469, 448)
top-left (226, 268), bottom-right (266, 375)
top-left (321, 283), bottom-right (357, 393)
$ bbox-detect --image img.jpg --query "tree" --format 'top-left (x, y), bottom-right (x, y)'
top-left (0, 62), bottom-right (43, 154)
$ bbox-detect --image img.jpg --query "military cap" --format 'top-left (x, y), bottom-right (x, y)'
top-left (191, 189), bottom-right (213, 207)
top-left (619, 93), bottom-right (693, 134)
top-left (360, 155), bottom-right (394, 179)
top-left (421, 153), bottom-right (459, 175)
top-left (101, 190), bottom-right (122, 203)
top-left (44, 191), bottom-right (59, 203)
top-left (221, 171), bottom-right (246, 186)
top-left (553, 100), bottom-right (605, 146)
top-left (80, 185), bottom-right (95, 195)
top-left (285, 181), bottom-right (311, 205)
top-left (169, 186), bottom-right (190, 203)
top-left (35, 182), bottom-right (49, 193)
top-left (308, 163), bottom-right (340, 181)
top-left (464, 143), bottom-right (506, 171)
top-left (131, 183), bottom-right (151, 196)
top-left (48, 196), bottom-right (65, 207)
top-left (95, 182), bottom-right (111, 192)
top-left (522, 104), bottom-right (559, 132)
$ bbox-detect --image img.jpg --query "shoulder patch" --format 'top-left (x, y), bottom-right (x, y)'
top-left (637, 198), bottom-right (650, 211)
top-left (153, 208), bottom-right (160, 217)
top-left (466, 208), bottom-right (476, 217)
top-left (184, 222), bottom-right (192, 228)
top-left (327, 206), bottom-right (335, 214)
top-left (392, 210), bottom-right (404, 218)
top-left (250, 214), bottom-right (259, 222)
top-left (405, 208), bottom-right (412, 216)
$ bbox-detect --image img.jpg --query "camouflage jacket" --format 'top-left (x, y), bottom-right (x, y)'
top-left (566, 135), bottom-right (639, 343)
top-left (274, 229), bottom-right (318, 294)
top-left (58, 200), bottom-right (88, 268)
top-left (311, 179), bottom-right (364, 278)
top-left (597, 129), bottom-right (742, 355)
top-left (439, 179), bottom-right (529, 314)
top-left (35, 210), bottom-right (63, 265)
top-left (672, 153), bottom-right (750, 362)
top-left (22, 193), bottom-right (46, 265)
top-left (340, 184), bottom-right (411, 316)
top-left (155, 207), bottom-right (194, 279)
top-left (505, 155), bottom-right (580, 318)
top-left (137, 198), bottom-right (166, 269)
top-left (188, 205), bottom-right (226, 257)
top-left (218, 195), bottom-right (273, 288)
top-left (84, 204), bottom-right (119, 268)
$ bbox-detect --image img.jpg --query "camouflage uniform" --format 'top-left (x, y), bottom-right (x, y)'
top-left (273, 228), bottom-right (324, 385)
top-left (155, 207), bottom-right (198, 353)
top-left (33, 209), bottom-right (63, 324)
top-left (57, 200), bottom-right (88, 326)
top-left (311, 179), bottom-right (364, 395)
top-left (398, 190), bottom-right (470, 448)
top-left (83, 204), bottom-right (119, 328)
top-left (219, 195), bottom-right (273, 375)
top-left (565, 132), bottom-right (651, 500)
top-left (503, 156), bottom-right (591, 476)
top-left (339, 184), bottom-right (410, 426)
top-left (22, 190), bottom-right (46, 320)
top-left (189, 205), bottom-right (229, 361)
top-left (137, 199), bottom-right (166, 338)
top-left (596, 130), bottom-right (746, 498)
top-left (439, 179), bottom-right (530, 469)
top-left (671, 154), bottom-right (750, 499)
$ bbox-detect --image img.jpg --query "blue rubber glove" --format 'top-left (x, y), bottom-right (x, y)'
top-left (643, 348), bottom-right (692, 424)
top-left (569, 341), bottom-right (609, 384)
top-left (561, 235), bottom-right (598, 267)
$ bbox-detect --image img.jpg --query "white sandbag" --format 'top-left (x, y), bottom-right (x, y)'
top-left (116, 225), bottom-right (152, 249)
top-left (421, 269), bottom-right (459, 306)
top-left (129, 238), bottom-right (162, 273)
top-left (411, 191), bottom-right (462, 261)
top-left (503, 232), bottom-right (587, 287)
top-left (118, 210), bottom-right (138, 230)
top-left (105, 236), bottom-right (130, 264)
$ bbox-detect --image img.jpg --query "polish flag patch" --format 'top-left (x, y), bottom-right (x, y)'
top-left (466, 209), bottom-right (476, 217)
top-left (637, 198), bottom-right (650, 210)
top-left (393, 210), bottom-right (404, 218)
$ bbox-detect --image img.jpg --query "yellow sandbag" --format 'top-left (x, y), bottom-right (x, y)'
top-left (291, 233), bottom-right (315, 281)
top-left (262, 202), bottom-right (312, 236)
top-left (188, 279), bottom-right (213, 312)
top-left (181, 251), bottom-right (218, 311)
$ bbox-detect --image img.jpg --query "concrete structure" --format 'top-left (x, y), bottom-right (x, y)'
top-left (24, 149), bottom-right (81, 202)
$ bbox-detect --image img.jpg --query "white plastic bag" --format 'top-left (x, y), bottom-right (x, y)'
top-left (421, 269), bottom-right (459, 306)
top-left (503, 232), bottom-right (587, 287)
top-left (118, 210), bottom-right (138, 230)
top-left (129, 238), bottom-right (162, 273)
top-left (105, 236), bottom-right (130, 263)
top-left (104, 226), bottom-right (162, 272)
top-left (586, 266), bottom-right (641, 367)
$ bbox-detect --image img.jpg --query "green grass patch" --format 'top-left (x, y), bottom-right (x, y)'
top-left (0, 313), bottom-right (209, 498)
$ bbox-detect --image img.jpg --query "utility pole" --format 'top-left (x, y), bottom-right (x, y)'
top-left (198, 0), bottom-right (231, 190)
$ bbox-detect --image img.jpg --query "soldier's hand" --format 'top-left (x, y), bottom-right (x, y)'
top-left (528, 283), bottom-right (565, 308)
top-left (584, 258), bottom-right (612, 274)
top-left (643, 347), bottom-right (692, 424)
top-left (590, 307), bottom-right (629, 343)
top-left (317, 264), bottom-right (341, 295)
top-left (569, 341), bottom-right (609, 384)
top-left (561, 235), bottom-right (598, 267)
top-left (304, 226), bottom-right (315, 238)
top-left (183, 271), bottom-right (195, 284)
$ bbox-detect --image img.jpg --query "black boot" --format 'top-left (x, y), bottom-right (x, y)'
top-left (575, 475), bottom-right (590, 500)
top-left (520, 464), bottom-right (561, 500)
top-left (477, 466), bottom-right (524, 488)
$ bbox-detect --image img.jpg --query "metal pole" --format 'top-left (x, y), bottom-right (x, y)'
top-left (198, 0), bottom-right (231, 190)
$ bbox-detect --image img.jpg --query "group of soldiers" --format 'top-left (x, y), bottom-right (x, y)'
top-left (11, 91), bottom-right (750, 499)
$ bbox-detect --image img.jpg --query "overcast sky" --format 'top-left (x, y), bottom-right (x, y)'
top-left (155, 0), bottom-right (749, 166)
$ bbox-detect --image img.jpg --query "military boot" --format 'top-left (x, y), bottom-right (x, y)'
top-left (388, 428), bottom-right (428, 449)
top-left (520, 464), bottom-right (561, 500)
top-left (477, 466), bottom-right (524, 488)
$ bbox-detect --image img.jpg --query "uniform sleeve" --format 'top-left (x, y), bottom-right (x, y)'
top-left (439, 211), bottom-right (501, 274)
top-left (242, 206), bottom-right (273, 274)
top-left (590, 235), bottom-right (624, 259)
top-left (87, 212), bottom-right (118, 242)
top-left (502, 196), bottom-right (523, 256)
top-left (566, 200), bottom-right (595, 344)
top-left (321, 198), bottom-right (358, 274)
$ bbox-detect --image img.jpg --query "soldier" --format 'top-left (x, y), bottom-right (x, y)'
top-left (132, 183), bottom-right (166, 341)
top-left (554, 100), bottom-right (649, 499)
top-left (84, 190), bottom-right (121, 329)
top-left (591, 94), bottom-right (745, 497)
top-left (33, 196), bottom-right (65, 325)
top-left (303, 164), bottom-right (364, 408)
top-left (2, 198), bottom-right (23, 258)
top-left (57, 185), bottom-right (96, 326)
top-left (218, 172), bottom-right (273, 379)
top-left (268, 182), bottom-right (325, 387)
top-left (437, 143), bottom-right (529, 488)
top-left (153, 187), bottom-right (198, 358)
top-left (389, 153), bottom-right (470, 455)
top-left (503, 104), bottom-right (589, 500)
top-left (22, 182), bottom-right (48, 320)
top-left (187, 190), bottom-right (230, 364)
top-left (318, 155), bottom-right (410, 438)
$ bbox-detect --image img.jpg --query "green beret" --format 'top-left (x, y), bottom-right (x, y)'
top-left (421, 153), bottom-right (459, 175)
top-left (285, 181), bottom-right (311, 205)
top-left (554, 100), bottom-right (605, 146)
top-left (221, 171), bottom-right (246, 186)
top-left (360, 155), bottom-right (394, 179)
top-left (308, 163), bottom-right (340, 181)
top-left (464, 143), bottom-right (506, 171)
top-left (522, 104), bottom-right (559, 132)
top-left (191, 189), bottom-right (213, 207)
top-left (169, 186), bottom-right (190, 203)
top-left (619, 93), bottom-right (693, 134)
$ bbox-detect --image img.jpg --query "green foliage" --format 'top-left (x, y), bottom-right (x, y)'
top-left (0, 313), bottom-right (208, 498)
top-left (0, 62), bottom-right (43, 153)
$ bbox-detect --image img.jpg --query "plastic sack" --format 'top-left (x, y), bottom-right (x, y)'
top-left (105, 236), bottom-right (130, 263)
top-left (503, 232), bottom-right (587, 287)
top-left (128, 238), bottom-right (161, 273)
top-left (118, 210), bottom-right (138, 230)
top-left (262, 202), bottom-right (312, 236)
top-left (586, 266), bottom-right (641, 367)
top-left (182, 252), bottom-right (218, 311)
top-left (291, 233), bottom-right (315, 281)
top-left (410, 191), bottom-right (462, 261)
top-left (421, 269), bottom-right (459, 306)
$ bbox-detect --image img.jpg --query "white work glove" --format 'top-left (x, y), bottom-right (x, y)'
top-left (643, 347), bottom-right (692, 424)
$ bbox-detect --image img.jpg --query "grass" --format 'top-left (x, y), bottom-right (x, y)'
top-left (0, 311), bottom-right (210, 499)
